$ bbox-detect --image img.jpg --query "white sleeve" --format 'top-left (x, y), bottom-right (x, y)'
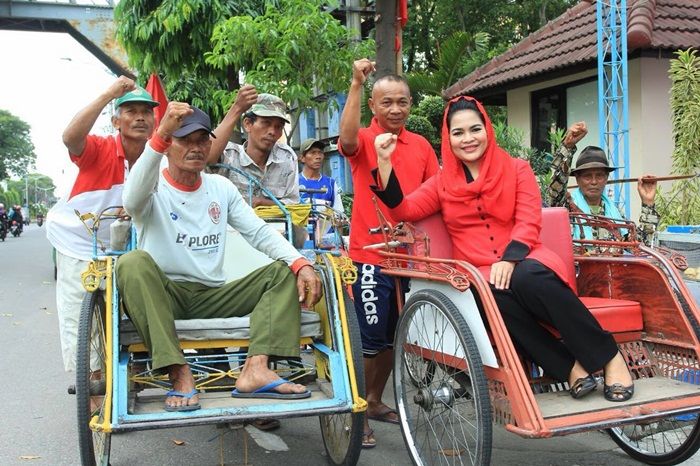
top-left (332, 179), bottom-right (344, 212)
top-left (122, 143), bottom-right (162, 219)
top-left (226, 183), bottom-right (302, 265)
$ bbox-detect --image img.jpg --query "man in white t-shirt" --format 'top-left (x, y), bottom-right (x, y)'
top-left (118, 102), bottom-right (321, 411)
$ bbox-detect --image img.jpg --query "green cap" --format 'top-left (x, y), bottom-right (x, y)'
top-left (249, 93), bottom-right (290, 123)
top-left (114, 86), bottom-right (159, 108)
top-left (300, 138), bottom-right (326, 155)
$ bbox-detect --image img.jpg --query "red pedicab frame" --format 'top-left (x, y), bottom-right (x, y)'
top-left (371, 206), bottom-right (700, 466)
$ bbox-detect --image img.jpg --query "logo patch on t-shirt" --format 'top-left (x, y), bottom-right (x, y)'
top-left (208, 201), bottom-right (221, 224)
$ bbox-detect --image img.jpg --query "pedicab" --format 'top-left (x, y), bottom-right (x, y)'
top-left (368, 204), bottom-right (700, 466)
top-left (72, 167), bottom-right (365, 466)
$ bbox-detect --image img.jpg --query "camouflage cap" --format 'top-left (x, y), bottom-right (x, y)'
top-left (114, 86), bottom-right (159, 108)
top-left (300, 138), bottom-right (326, 155)
top-left (249, 93), bottom-right (290, 123)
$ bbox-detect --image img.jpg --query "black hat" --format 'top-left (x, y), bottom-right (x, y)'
top-left (172, 107), bottom-right (216, 138)
top-left (570, 146), bottom-right (620, 176)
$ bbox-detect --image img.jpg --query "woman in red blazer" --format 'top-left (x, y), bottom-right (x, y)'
top-left (371, 96), bottom-right (633, 402)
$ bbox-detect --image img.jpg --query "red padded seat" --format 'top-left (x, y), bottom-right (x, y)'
top-left (541, 208), bottom-right (643, 334)
top-left (578, 297), bottom-right (643, 333)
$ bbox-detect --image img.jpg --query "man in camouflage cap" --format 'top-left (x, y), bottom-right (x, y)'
top-left (205, 86), bottom-right (302, 431)
top-left (207, 87), bottom-right (299, 208)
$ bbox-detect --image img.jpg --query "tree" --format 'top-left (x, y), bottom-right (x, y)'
top-left (115, 0), bottom-right (275, 121)
top-left (116, 0), bottom-right (373, 128)
top-left (206, 0), bottom-right (374, 136)
top-left (657, 49), bottom-right (700, 226)
top-left (406, 31), bottom-right (490, 99)
top-left (0, 109), bottom-right (36, 180)
top-left (402, 0), bottom-right (576, 73)
top-left (5, 173), bottom-right (56, 208)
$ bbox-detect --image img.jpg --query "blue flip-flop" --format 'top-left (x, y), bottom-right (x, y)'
top-left (164, 389), bottom-right (201, 412)
top-left (231, 378), bottom-right (311, 400)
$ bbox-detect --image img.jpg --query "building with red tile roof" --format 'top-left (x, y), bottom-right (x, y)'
top-left (445, 0), bottom-right (700, 219)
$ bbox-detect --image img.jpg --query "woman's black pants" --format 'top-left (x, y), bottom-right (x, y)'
top-left (491, 259), bottom-right (619, 382)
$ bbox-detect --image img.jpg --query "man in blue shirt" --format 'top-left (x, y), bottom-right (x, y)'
top-left (298, 138), bottom-right (344, 212)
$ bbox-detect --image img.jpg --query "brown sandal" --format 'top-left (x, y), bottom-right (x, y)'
top-left (362, 428), bottom-right (377, 449)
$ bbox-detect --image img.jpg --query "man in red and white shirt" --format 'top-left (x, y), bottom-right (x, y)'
top-left (46, 76), bottom-right (159, 371)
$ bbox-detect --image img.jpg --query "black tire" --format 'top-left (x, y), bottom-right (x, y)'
top-left (394, 289), bottom-right (492, 466)
top-left (608, 415), bottom-right (700, 465)
top-left (320, 286), bottom-right (365, 466)
top-left (76, 290), bottom-right (111, 466)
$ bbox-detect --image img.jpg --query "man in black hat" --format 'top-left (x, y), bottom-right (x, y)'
top-left (118, 102), bottom-right (321, 411)
top-left (548, 122), bottom-right (659, 245)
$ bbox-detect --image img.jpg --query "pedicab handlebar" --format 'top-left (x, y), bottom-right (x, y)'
top-left (209, 163), bottom-right (349, 254)
top-left (74, 205), bottom-right (135, 259)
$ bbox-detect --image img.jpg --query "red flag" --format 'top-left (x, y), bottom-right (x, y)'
top-left (145, 73), bottom-right (168, 128)
top-left (398, 0), bottom-right (408, 27)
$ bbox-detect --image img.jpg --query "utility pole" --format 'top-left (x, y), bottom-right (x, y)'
top-left (375, 0), bottom-right (400, 78)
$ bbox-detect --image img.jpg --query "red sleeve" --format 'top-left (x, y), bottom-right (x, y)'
top-left (393, 175), bottom-right (442, 222)
top-left (510, 160), bottom-right (542, 247)
top-left (69, 134), bottom-right (106, 169)
top-left (337, 129), bottom-right (366, 158)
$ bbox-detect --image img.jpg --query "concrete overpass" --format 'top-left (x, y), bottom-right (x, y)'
top-left (0, 0), bottom-right (132, 77)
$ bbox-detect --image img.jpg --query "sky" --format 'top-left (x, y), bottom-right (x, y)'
top-left (0, 30), bottom-right (118, 195)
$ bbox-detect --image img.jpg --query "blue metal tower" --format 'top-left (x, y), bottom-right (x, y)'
top-left (596, 0), bottom-right (631, 217)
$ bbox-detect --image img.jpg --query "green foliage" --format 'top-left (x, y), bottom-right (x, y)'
top-left (493, 120), bottom-right (560, 200)
top-left (414, 96), bottom-right (445, 134)
top-left (206, 0), bottom-right (374, 135)
top-left (115, 0), bottom-right (274, 121)
top-left (0, 109), bottom-right (36, 180)
top-left (657, 49), bottom-right (700, 227)
top-left (406, 31), bottom-right (490, 98)
top-left (4, 173), bottom-right (56, 208)
top-left (0, 188), bottom-right (21, 207)
top-left (403, 0), bottom-right (577, 73)
top-left (405, 115), bottom-right (438, 149)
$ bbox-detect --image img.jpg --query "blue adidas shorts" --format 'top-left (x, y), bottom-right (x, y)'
top-left (351, 262), bottom-right (408, 357)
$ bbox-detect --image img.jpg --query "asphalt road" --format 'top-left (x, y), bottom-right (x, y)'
top-left (2, 226), bottom-right (700, 465)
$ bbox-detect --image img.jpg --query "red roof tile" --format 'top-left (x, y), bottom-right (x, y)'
top-left (444, 0), bottom-right (700, 99)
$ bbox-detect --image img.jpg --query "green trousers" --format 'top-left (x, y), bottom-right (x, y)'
top-left (116, 250), bottom-right (301, 371)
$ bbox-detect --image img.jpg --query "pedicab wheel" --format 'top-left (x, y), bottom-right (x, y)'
top-left (320, 287), bottom-right (365, 465)
top-left (607, 414), bottom-right (700, 465)
top-left (76, 290), bottom-right (111, 466)
top-left (395, 289), bottom-right (492, 466)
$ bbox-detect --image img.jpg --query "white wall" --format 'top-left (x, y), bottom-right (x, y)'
top-left (505, 59), bottom-right (674, 221)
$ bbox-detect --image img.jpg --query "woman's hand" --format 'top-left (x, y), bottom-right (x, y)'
top-left (374, 133), bottom-right (398, 188)
top-left (490, 261), bottom-right (515, 290)
top-left (375, 133), bottom-right (397, 162)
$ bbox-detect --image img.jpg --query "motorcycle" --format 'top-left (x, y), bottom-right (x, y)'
top-left (36, 214), bottom-right (44, 227)
top-left (10, 220), bottom-right (22, 237)
top-left (0, 221), bottom-right (6, 241)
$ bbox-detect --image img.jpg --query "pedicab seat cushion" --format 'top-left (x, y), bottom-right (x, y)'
top-left (578, 297), bottom-right (643, 333)
top-left (119, 310), bottom-right (322, 346)
top-left (541, 208), bottom-right (643, 334)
